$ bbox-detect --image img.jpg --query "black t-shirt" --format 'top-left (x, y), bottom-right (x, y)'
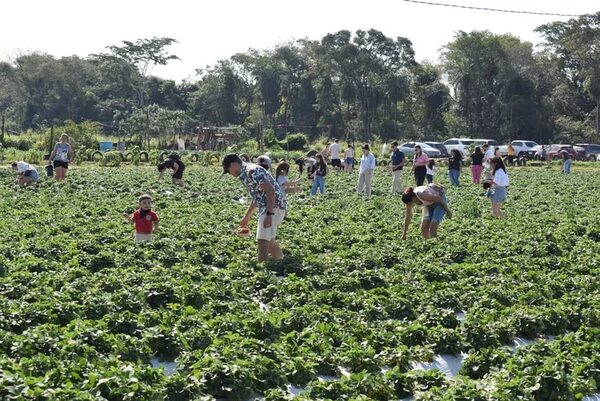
top-left (470, 153), bottom-right (484, 165)
top-left (315, 163), bottom-right (327, 177)
top-left (448, 157), bottom-right (462, 170)
top-left (164, 158), bottom-right (185, 171)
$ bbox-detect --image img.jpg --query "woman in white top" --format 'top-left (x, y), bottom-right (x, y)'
top-left (48, 133), bottom-right (74, 182)
top-left (401, 184), bottom-right (452, 239)
top-left (489, 157), bottom-right (509, 218)
top-left (11, 161), bottom-right (39, 187)
top-left (344, 145), bottom-right (355, 173)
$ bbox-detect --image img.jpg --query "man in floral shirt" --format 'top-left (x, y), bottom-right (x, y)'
top-left (223, 154), bottom-right (287, 262)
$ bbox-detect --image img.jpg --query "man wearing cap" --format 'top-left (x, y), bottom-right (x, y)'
top-left (222, 154), bottom-right (287, 262)
top-left (390, 141), bottom-right (404, 194)
top-left (357, 144), bottom-right (376, 196)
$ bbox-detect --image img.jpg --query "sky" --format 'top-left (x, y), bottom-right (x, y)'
top-left (1, 0), bottom-right (597, 82)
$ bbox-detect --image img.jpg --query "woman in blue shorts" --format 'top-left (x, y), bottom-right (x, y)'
top-left (401, 184), bottom-right (452, 239)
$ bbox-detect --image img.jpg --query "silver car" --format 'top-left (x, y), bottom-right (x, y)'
top-left (398, 142), bottom-right (441, 158)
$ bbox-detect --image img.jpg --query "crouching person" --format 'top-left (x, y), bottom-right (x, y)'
top-left (11, 161), bottom-right (39, 187)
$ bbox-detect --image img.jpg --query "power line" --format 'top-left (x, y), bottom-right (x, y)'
top-left (399, 0), bottom-right (582, 17)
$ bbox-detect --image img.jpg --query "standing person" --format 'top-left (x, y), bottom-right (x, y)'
top-left (489, 157), bottom-right (509, 218)
top-left (483, 144), bottom-right (495, 163)
top-left (329, 139), bottom-right (341, 172)
top-left (48, 133), bottom-right (74, 182)
top-left (310, 154), bottom-right (327, 196)
top-left (11, 161), bottom-right (39, 187)
top-left (344, 144), bottom-right (355, 173)
top-left (122, 194), bottom-right (160, 243)
top-left (275, 162), bottom-right (301, 194)
top-left (357, 144), bottom-right (376, 196)
top-left (157, 153), bottom-right (186, 186)
top-left (426, 159), bottom-right (437, 183)
top-left (561, 149), bottom-right (572, 174)
top-left (448, 149), bottom-right (463, 187)
top-left (390, 141), bottom-right (405, 194)
top-left (411, 145), bottom-right (429, 186)
top-left (401, 184), bottom-right (452, 240)
top-left (470, 147), bottom-right (485, 184)
top-left (321, 143), bottom-right (331, 162)
top-left (222, 154), bottom-right (287, 262)
top-left (507, 144), bottom-right (516, 165)
top-left (305, 157), bottom-right (317, 182)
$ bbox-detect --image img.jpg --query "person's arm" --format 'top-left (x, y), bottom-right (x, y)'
top-left (153, 218), bottom-right (160, 232)
top-left (122, 212), bottom-right (134, 224)
top-left (49, 145), bottom-right (57, 161)
top-left (172, 163), bottom-right (179, 175)
top-left (258, 181), bottom-right (276, 228)
top-left (417, 192), bottom-right (452, 218)
top-left (240, 203), bottom-right (257, 227)
top-left (402, 203), bottom-right (413, 240)
top-left (157, 170), bottom-right (165, 181)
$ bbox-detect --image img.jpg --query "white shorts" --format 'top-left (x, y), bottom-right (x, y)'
top-left (256, 209), bottom-right (285, 241)
top-left (134, 233), bottom-right (153, 243)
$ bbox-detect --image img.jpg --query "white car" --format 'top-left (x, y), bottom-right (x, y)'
top-left (498, 140), bottom-right (539, 157)
top-left (397, 142), bottom-right (441, 158)
top-left (443, 138), bottom-right (474, 156)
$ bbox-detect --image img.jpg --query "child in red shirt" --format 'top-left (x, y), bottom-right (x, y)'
top-left (123, 194), bottom-right (159, 243)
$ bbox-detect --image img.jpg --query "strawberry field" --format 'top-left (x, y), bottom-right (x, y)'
top-left (0, 165), bottom-right (599, 401)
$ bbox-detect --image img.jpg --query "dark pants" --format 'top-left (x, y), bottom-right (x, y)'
top-left (415, 166), bottom-right (427, 186)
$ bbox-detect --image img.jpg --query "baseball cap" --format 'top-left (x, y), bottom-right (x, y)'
top-left (222, 154), bottom-right (242, 174)
top-left (257, 154), bottom-right (272, 170)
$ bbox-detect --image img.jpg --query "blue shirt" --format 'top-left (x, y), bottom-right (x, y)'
top-left (238, 163), bottom-right (287, 215)
top-left (391, 150), bottom-right (404, 171)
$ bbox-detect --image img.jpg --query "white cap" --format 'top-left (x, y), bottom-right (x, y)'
top-left (257, 155), bottom-right (272, 169)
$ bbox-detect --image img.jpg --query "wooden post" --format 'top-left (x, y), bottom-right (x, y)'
top-left (1, 114), bottom-right (4, 144)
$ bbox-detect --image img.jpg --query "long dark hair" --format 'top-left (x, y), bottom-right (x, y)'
top-left (401, 187), bottom-right (415, 204)
top-left (316, 154), bottom-right (327, 170)
top-left (450, 149), bottom-right (461, 160)
top-left (490, 156), bottom-right (506, 173)
top-left (474, 146), bottom-right (482, 155)
top-left (275, 162), bottom-right (290, 180)
top-left (414, 145), bottom-right (422, 159)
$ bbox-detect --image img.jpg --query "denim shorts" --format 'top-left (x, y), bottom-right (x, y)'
top-left (24, 169), bottom-right (39, 181)
top-left (491, 186), bottom-right (507, 203)
top-left (422, 193), bottom-right (447, 223)
top-left (345, 157), bottom-right (354, 166)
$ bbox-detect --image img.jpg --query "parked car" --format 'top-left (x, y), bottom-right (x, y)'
top-left (398, 142), bottom-right (441, 158)
top-left (498, 140), bottom-right (539, 157)
top-left (547, 144), bottom-right (577, 160)
top-left (443, 138), bottom-right (474, 156)
top-left (424, 142), bottom-right (449, 157)
top-left (574, 143), bottom-right (600, 161)
top-left (472, 139), bottom-right (499, 148)
top-left (573, 146), bottom-right (587, 161)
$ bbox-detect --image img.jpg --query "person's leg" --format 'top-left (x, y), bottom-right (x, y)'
top-left (268, 240), bottom-right (284, 260)
top-left (453, 169), bottom-right (459, 186)
top-left (475, 165), bottom-right (482, 183)
top-left (54, 167), bottom-right (62, 181)
top-left (420, 220), bottom-right (431, 238)
top-left (310, 177), bottom-right (319, 196)
top-left (357, 172), bottom-right (365, 194)
top-left (392, 170), bottom-right (400, 193)
top-left (426, 174), bottom-right (433, 184)
top-left (257, 240), bottom-right (270, 262)
top-left (365, 171), bottom-right (372, 196)
top-left (566, 159), bottom-right (572, 173)
top-left (18, 177), bottom-right (33, 187)
top-left (428, 221), bottom-right (440, 238)
top-left (319, 176), bottom-right (325, 194)
top-left (448, 170), bottom-right (454, 186)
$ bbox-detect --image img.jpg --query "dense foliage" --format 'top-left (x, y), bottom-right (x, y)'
top-left (1, 12), bottom-right (599, 146)
top-left (0, 164), bottom-right (598, 400)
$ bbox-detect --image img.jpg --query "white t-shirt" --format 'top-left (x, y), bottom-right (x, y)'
top-left (484, 148), bottom-right (495, 161)
top-left (16, 161), bottom-right (36, 174)
top-left (277, 175), bottom-right (289, 186)
top-left (426, 165), bottom-right (436, 176)
top-left (493, 169), bottom-right (509, 187)
top-left (330, 143), bottom-right (340, 159)
top-left (344, 148), bottom-right (354, 159)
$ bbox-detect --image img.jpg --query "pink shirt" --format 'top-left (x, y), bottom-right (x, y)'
top-left (414, 153), bottom-right (429, 166)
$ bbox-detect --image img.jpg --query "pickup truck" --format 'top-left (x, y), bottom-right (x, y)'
top-left (498, 140), bottom-right (539, 158)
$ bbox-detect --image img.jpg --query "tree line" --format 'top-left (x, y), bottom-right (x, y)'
top-left (0, 12), bottom-right (598, 149)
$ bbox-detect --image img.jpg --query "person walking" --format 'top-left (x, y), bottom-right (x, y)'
top-left (426, 159), bottom-right (437, 183)
top-left (411, 145), bottom-right (429, 186)
top-left (390, 141), bottom-right (405, 194)
top-left (310, 154), bottom-right (327, 195)
top-left (344, 144), bottom-right (355, 173)
top-left (48, 133), bottom-right (74, 182)
top-left (357, 144), bottom-right (376, 196)
top-left (401, 184), bottom-right (452, 240)
top-left (122, 194), bottom-right (160, 243)
top-left (470, 147), bottom-right (484, 184)
top-left (222, 154), bottom-right (287, 262)
top-left (489, 157), bottom-right (509, 218)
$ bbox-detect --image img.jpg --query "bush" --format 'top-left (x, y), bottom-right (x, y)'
top-left (286, 133), bottom-right (308, 151)
top-left (3, 137), bottom-right (33, 151)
